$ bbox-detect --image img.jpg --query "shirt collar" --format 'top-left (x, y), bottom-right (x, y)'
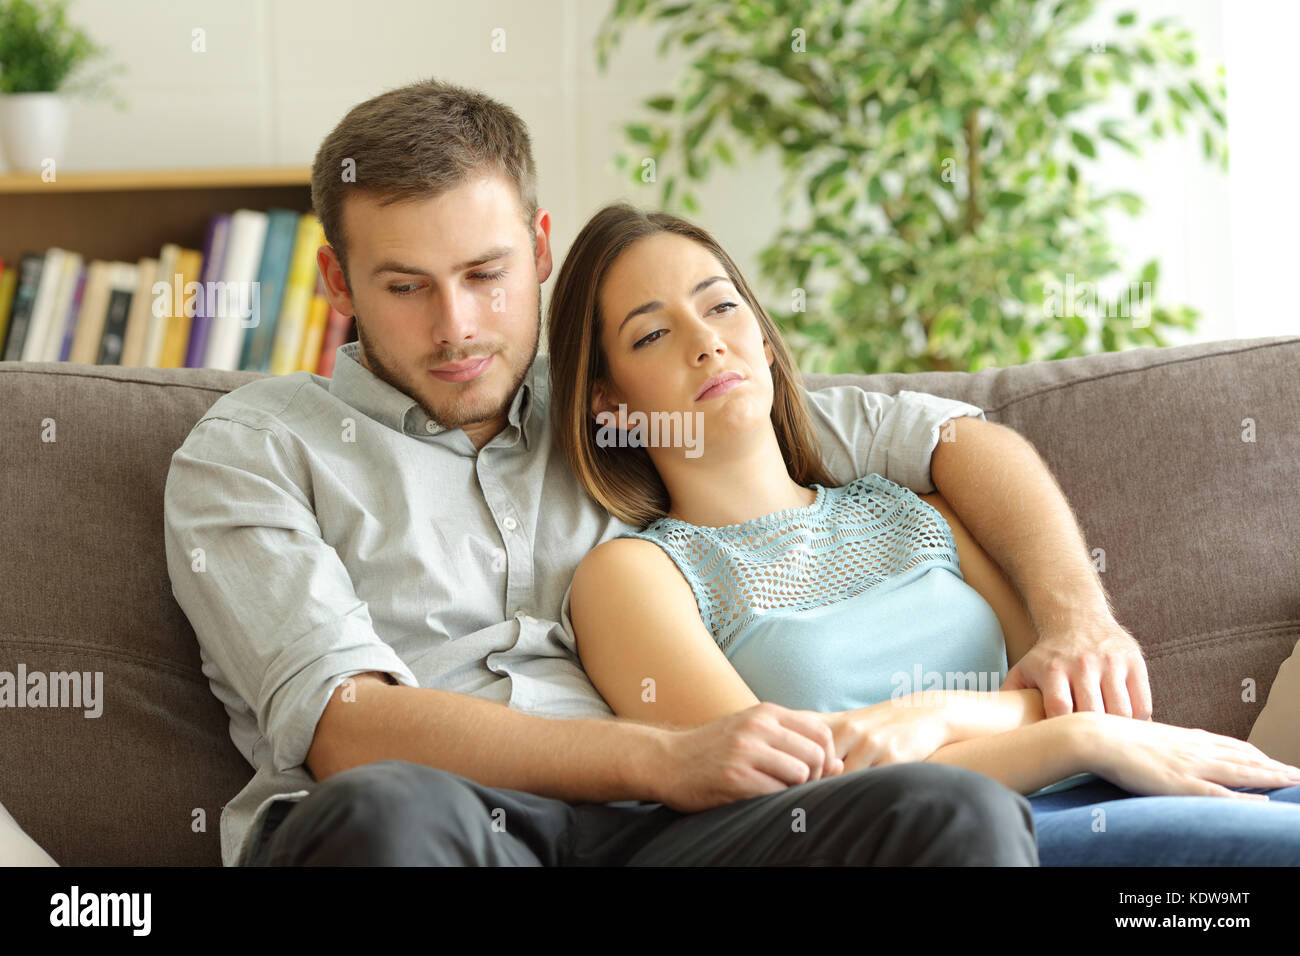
top-left (328, 342), bottom-right (540, 446)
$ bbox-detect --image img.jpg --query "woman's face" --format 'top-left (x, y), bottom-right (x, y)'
top-left (593, 232), bottom-right (777, 452)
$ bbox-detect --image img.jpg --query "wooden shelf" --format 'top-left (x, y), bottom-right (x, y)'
top-left (0, 165), bottom-right (311, 194)
top-left (0, 166), bottom-right (314, 264)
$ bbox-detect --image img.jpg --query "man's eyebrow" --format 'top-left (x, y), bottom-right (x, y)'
top-left (371, 245), bottom-right (514, 278)
top-left (618, 275), bottom-right (732, 333)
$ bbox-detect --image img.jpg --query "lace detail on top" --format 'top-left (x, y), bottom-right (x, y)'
top-left (619, 472), bottom-right (960, 653)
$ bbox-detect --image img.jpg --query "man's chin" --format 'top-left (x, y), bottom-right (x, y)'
top-left (417, 377), bottom-right (512, 431)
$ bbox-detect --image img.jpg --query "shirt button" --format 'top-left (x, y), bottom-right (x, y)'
top-left (502, 516), bottom-right (518, 531)
top-left (425, 421), bottom-right (437, 433)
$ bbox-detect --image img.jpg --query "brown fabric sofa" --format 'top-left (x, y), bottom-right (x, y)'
top-left (2, 335), bottom-right (1297, 866)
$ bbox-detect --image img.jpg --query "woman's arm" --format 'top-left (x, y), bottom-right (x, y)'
top-left (569, 538), bottom-right (762, 728)
top-left (923, 714), bottom-right (1093, 795)
top-left (920, 491), bottom-right (1038, 669)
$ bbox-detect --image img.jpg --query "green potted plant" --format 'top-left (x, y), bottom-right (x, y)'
top-left (598, 0), bottom-right (1228, 373)
top-left (0, 0), bottom-right (123, 173)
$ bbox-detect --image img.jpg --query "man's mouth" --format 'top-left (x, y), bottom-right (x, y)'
top-left (429, 354), bottom-right (494, 383)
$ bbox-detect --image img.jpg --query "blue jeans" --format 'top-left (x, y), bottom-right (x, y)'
top-left (1029, 779), bottom-right (1300, 865)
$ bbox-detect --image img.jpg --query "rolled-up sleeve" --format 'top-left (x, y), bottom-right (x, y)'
top-left (163, 416), bottom-right (418, 774)
top-left (804, 385), bottom-right (986, 493)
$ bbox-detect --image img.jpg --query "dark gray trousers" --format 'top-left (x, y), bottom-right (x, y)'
top-left (244, 759), bottom-right (1038, 866)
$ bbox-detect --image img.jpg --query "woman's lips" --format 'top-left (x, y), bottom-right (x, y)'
top-left (429, 354), bottom-right (493, 382)
top-left (697, 376), bottom-right (743, 401)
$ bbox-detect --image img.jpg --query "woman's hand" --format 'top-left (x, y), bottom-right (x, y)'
top-left (1075, 711), bottom-right (1300, 799)
top-left (822, 693), bottom-right (954, 772)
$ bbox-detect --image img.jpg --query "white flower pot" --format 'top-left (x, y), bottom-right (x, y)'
top-left (0, 92), bottom-right (69, 174)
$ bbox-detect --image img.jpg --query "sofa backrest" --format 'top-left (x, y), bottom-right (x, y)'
top-left (2, 335), bottom-right (1297, 865)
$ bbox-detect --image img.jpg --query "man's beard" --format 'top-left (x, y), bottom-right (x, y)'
top-left (353, 302), bottom-right (540, 433)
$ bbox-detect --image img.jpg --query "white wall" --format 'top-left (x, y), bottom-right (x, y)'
top-left (39, 0), bottom-right (1295, 350)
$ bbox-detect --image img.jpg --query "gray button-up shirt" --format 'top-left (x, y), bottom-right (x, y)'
top-left (162, 340), bottom-right (985, 866)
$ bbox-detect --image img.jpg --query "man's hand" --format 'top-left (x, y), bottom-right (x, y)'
top-left (1000, 617), bottom-right (1152, 720)
top-left (820, 694), bottom-right (953, 773)
top-left (653, 702), bottom-right (844, 813)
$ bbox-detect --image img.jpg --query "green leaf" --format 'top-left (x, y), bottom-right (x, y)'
top-left (1070, 130), bottom-right (1096, 158)
top-left (1136, 90), bottom-right (1151, 114)
top-left (1116, 11), bottom-right (1137, 26)
top-left (645, 95), bottom-right (675, 113)
top-left (625, 123), bottom-right (654, 145)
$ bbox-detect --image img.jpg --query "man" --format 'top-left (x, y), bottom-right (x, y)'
top-left (163, 78), bottom-right (1148, 867)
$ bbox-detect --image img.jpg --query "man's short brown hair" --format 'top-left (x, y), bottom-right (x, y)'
top-left (310, 77), bottom-right (539, 289)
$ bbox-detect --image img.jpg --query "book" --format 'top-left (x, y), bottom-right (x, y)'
top-left (119, 257), bottom-right (159, 367)
top-left (240, 207), bottom-right (299, 372)
top-left (0, 266), bottom-right (17, 352)
top-left (38, 251), bottom-right (84, 362)
top-left (184, 214), bottom-right (231, 368)
top-left (316, 306), bottom-right (354, 376)
top-left (2, 256), bottom-right (47, 361)
top-left (298, 273), bottom-right (330, 372)
top-left (158, 248), bottom-right (202, 368)
top-left (97, 262), bottom-right (139, 365)
top-left (68, 261), bottom-right (113, 365)
top-left (205, 208), bottom-right (269, 371)
top-left (55, 266), bottom-right (88, 362)
top-left (269, 214), bottom-right (326, 375)
top-left (21, 248), bottom-right (70, 362)
top-left (142, 244), bottom-right (180, 368)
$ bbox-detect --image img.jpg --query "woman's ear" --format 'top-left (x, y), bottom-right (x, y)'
top-left (764, 338), bottom-right (775, 368)
top-left (591, 379), bottom-right (619, 420)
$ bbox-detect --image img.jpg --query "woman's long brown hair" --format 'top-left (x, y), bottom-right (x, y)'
top-left (546, 202), bottom-right (836, 528)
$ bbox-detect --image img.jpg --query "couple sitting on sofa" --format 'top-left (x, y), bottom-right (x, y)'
top-left (162, 79), bottom-right (1300, 868)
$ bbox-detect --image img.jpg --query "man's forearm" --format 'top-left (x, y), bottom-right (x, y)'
top-left (307, 677), bottom-right (670, 804)
top-left (931, 417), bottom-right (1114, 633)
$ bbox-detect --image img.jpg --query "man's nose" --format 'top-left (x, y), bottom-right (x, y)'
top-left (430, 287), bottom-right (479, 346)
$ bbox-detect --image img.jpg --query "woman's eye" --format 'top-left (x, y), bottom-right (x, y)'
top-left (471, 269), bottom-right (506, 281)
top-left (633, 329), bottom-right (666, 349)
top-left (388, 284), bottom-right (420, 296)
top-left (713, 301), bottom-right (737, 314)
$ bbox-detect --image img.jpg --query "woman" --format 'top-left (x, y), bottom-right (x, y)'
top-left (547, 202), bottom-right (1300, 865)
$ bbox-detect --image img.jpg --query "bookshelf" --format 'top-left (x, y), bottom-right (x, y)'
top-left (0, 166), bottom-right (315, 264)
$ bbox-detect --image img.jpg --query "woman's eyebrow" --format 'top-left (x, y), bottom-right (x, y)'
top-left (618, 275), bottom-right (732, 333)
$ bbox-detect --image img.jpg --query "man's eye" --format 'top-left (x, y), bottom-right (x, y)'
top-left (388, 284), bottom-right (420, 296)
top-left (633, 329), bottom-right (666, 349)
top-left (471, 269), bottom-right (506, 281)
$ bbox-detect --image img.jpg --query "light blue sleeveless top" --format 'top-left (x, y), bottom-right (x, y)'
top-left (617, 472), bottom-right (1093, 798)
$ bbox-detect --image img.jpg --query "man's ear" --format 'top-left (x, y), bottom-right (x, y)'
top-left (318, 244), bottom-right (355, 317)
